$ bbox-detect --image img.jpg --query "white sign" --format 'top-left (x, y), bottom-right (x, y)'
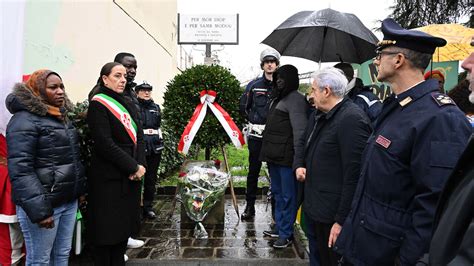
top-left (178, 14), bottom-right (239, 44)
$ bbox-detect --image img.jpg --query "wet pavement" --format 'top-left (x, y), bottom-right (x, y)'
top-left (71, 194), bottom-right (309, 265)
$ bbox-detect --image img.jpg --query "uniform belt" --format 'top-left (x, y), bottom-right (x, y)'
top-left (0, 155), bottom-right (6, 166)
top-left (143, 129), bottom-right (159, 135)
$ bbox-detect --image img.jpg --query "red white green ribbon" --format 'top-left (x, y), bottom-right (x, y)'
top-left (178, 90), bottom-right (245, 155)
top-left (92, 93), bottom-right (138, 144)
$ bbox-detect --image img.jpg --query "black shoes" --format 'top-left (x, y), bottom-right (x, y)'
top-left (241, 205), bottom-right (255, 220)
top-left (144, 210), bottom-right (157, 219)
top-left (273, 237), bottom-right (293, 248)
top-left (263, 229), bottom-right (279, 238)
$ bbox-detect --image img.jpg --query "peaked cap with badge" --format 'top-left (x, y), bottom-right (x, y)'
top-left (377, 18), bottom-right (447, 54)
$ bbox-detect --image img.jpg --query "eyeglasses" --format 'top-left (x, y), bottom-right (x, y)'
top-left (374, 50), bottom-right (404, 61)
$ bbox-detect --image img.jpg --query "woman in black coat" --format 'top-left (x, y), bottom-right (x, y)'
top-left (87, 62), bottom-right (146, 265)
top-left (6, 69), bottom-right (86, 264)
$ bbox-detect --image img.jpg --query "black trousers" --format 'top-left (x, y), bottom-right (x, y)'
top-left (246, 138), bottom-right (263, 205)
top-left (143, 152), bottom-right (162, 211)
top-left (93, 240), bottom-right (127, 266)
top-left (315, 221), bottom-right (344, 266)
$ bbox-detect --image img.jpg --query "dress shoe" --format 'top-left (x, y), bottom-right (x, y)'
top-left (241, 205), bottom-right (255, 220)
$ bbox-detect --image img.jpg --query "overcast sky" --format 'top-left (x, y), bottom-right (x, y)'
top-left (178, 0), bottom-right (395, 84)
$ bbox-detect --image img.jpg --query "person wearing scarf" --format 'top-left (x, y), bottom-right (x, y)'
top-left (86, 62), bottom-right (146, 265)
top-left (5, 69), bottom-right (86, 265)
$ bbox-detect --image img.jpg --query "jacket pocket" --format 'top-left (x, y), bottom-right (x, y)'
top-left (263, 133), bottom-right (288, 161)
top-left (354, 214), bottom-right (404, 264)
top-left (253, 92), bottom-right (268, 107)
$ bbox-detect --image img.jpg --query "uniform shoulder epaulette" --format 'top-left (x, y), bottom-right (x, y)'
top-left (431, 92), bottom-right (455, 107)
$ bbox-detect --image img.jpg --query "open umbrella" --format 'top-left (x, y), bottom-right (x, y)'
top-left (414, 24), bottom-right (474, 62)
top-left (262, 8), bottom-right (379, 64)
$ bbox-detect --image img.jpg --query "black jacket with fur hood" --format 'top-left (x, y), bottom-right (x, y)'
top-left (6, 83), bottom-right (86, 223)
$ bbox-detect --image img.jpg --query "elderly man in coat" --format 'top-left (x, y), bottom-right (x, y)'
top-left (294, 67), bottom-right (371, 266)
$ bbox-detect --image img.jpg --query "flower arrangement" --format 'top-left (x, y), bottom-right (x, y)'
top-left (177, 161), bottom-right (229, 238)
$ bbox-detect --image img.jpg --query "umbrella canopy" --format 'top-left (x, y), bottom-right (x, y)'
top-left (414, 24), bottom-right (474, 62)
top-left (262, 8), bottom-right (379, 64)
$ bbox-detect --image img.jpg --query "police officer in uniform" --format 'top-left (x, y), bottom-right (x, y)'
top-left (136, 82), bottom-right (164, 220)
top-left (334, 18), bottom-right (472, 265)
top-left (239, 48), bottom-right (280, 220)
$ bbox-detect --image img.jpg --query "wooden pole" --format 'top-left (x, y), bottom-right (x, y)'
top-left (221, 146), bottom-right (240, 218)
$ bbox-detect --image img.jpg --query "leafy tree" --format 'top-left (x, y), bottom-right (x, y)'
top-left (390, 0), bottom-right (473, 29)
top-left (161, 64), bottom-right (244, 168)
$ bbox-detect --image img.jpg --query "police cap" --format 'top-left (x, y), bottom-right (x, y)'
top-left (135, 82), bottom-right (153, 92)
top-left (377, 18), bottom-right (447, 54)
top-left (260, 48), bottom-right (281, 62)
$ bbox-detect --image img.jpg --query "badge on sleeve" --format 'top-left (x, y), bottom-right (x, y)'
top-left (432, 93), bottom-right (455, 106)
top-left (376, 135), bottom-right (391, 148)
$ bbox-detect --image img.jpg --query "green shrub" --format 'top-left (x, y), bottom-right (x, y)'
top-left (159, 64), bottom-right (245, 176)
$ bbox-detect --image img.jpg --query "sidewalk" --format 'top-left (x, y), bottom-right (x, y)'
top-left (71, 195), bottom-right (309, 265)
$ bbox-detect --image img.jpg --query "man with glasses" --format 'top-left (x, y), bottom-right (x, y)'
top-left (239, 48), bottom-right (280, 220)
top-left (334, 18), bottom-right (472, 265)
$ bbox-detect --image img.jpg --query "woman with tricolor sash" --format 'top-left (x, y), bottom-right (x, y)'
top-left (86, 62), bottom-right (146, 265)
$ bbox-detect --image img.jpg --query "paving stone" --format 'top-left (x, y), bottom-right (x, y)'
top-left (167, 238), bottom-right (194, 248)
top-left (126, 247), bottom-right (153, 259)
top-left (159, 229), bottom-right (190, 238)
top-left (139, 228), bottom-right (162, 238)
top-left (239, 247), bottom-right (297, 259)
top-left (193, 238), bottom-right (225, 247)
top-left (149, 247), bottom-right (181, 259)
top-left (181, 247), bottom-right (214, 258)
top-left (145, 237), bottom-right (168, 247)
top-left (215, 248), bottom-right (240, 258)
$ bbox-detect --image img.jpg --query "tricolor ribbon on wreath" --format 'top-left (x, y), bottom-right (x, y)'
top-left (178, 90), bottom-right (245, 155)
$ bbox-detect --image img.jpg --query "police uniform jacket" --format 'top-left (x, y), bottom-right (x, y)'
top-left (334, 79), bottom-right (472, 265)
top-left (239, 75), bottom-right (273, 126)
top-left (138, 98), bottom-right (164, 156)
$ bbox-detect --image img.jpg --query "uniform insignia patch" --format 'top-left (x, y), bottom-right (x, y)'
top-left (376, 135), bottom-right (391, 148)
top-left (399, 96), bottom-right (412, 107)
top-left (432, 93), bottom-right (455, 106)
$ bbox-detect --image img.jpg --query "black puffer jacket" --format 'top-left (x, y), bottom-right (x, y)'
top-left (6, 83), bottom-right (86, 223)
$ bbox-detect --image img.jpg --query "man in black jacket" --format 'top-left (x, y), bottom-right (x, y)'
top-left (294, 67), bottom-right (371, 266)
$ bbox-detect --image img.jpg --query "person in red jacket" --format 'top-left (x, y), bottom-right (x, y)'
top-left (0, 134), bottom-right (24, 265)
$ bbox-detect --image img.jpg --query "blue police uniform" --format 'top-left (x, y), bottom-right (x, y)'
top-left (240, 76), bottom-right (273, 125)
top-left (334, 18), bottom-right (472, 266)
top-left (239, 75), bottom-right (273, 214)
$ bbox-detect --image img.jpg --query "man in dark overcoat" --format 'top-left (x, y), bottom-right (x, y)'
top-left (294, 67), bottom-right (371, 266)
top-left (428, 35), bottom-right (474, 265)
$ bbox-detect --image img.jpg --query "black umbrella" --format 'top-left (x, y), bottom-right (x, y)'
top-left (262, 8), bottom-right (379, 64)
